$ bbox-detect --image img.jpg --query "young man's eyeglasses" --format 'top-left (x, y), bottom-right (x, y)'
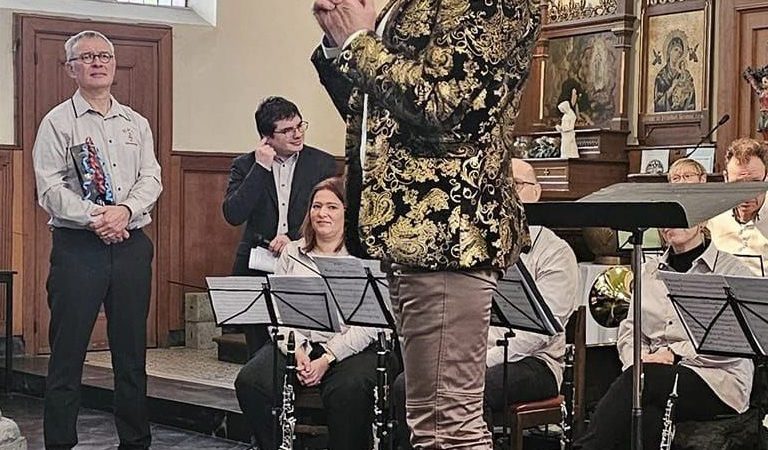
top-left (274, 121), bottom-right (309, 136)
top-left (67, 52), bottom-right (115, 64)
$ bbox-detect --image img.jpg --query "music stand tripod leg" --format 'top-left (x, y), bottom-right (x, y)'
top-left (497, 329), bottom-right (514, 450)
top-left (631, 229), bottom-right (644, 450)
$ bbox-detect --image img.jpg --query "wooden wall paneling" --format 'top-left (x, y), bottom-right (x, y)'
top-left (169, 151), bottom-right (242, 332)
top-left (0, 148), bottom-right (13, 339)
top-left (717, 0), bottom-right (768, 170)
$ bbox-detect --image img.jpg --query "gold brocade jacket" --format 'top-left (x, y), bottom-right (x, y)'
top-left (311, 0), bottom-right (541, 271)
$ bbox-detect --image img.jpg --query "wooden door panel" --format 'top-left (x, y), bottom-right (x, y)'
top-left (717, 2), bottom-right (768, 167)
top-left (17, 16), bottom-right (170, 354)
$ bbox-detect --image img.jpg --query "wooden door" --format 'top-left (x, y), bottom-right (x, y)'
top-left (717, 1), bottom-right (768, 169)
top-left (16, 15), bottom-right (172, 354)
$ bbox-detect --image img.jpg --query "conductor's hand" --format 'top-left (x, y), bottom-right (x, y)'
top-left (254, 137), bottom-right (276, 168)
top-left (642, 347), bottom-right (675, 365)
top-left (313, 0), bottom-right (375, 48)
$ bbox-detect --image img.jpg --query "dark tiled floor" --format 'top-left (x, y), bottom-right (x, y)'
top-left (0, 393), bottom-right (251, 450)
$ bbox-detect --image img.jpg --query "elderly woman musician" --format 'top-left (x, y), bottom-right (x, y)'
top-left (574, 213), bottom-right (754, 449)
top-left (234, 177), bottom-right (390, 450)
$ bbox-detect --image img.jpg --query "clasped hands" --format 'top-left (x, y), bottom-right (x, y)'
top-left (89, 205), bottom-right (131, 245)
top-left (295, 347), bottom-right (330, 387)
top-left (312, 0), bottom-right (376, 48)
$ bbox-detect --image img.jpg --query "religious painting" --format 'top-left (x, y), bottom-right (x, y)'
top-left (644, 11), bottom-right (705, 114)
top-left (543, 32), bottom-right (618, 129)
top-left (638, 1), bottom-right (713, 146)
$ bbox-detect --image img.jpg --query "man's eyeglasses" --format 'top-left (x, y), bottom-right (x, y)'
top-left (669, 172), bottom-right (703, 183)
top-left (274, 121), bottom-right (309, 136)
top-left (67, 52), bottom-right (114, 64)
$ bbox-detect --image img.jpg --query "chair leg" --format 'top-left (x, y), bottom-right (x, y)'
top-left (510, 413), bottom-right (523, 450)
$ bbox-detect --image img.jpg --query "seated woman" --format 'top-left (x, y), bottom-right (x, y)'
top-left (574, 220), bottom-right (754, 450)
top-left (235, 177), bottom-right (386, 450)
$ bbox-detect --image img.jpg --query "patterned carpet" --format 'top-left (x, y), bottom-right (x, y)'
top-left (84, 347), bottom-right (240, 390)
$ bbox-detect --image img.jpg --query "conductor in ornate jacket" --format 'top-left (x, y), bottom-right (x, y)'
top-left (311, 0), bottom-right (541, 447)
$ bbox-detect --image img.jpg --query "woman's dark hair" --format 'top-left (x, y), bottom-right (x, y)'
top-left (254, 96), bottom-right (301, 137)
top-left (300, 177), bottom-right (346, 253)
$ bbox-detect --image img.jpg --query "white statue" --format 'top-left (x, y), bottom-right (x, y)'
top-left (556, 100), bottom-right (579, 159)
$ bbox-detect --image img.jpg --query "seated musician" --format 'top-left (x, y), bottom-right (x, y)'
top-left (667, 157), bottom-right (707, 183)
top-left (392, 159), bottom-right (580, 448)
top-left (234, 177), bottom-right (389, 450)
top-left (574, 220), bottom-right (754, 449)
top-left (708, 138), bottom-right (768, 275)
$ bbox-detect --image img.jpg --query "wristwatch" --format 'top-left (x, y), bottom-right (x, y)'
top-left (322, 351), bottom-right (336, 365)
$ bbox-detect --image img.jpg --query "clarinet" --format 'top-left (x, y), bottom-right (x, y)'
top-left (373, 331), bottom-right (390, 450)
top-left (659, 372), bottom-right (679, 450)
top-left (560, 343), bottom-right (575, 450)
top-left (278, 332), bottom-right (297, 450)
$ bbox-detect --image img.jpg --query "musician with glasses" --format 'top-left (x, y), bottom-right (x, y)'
top-left (32, 30), bottom-right (162, 449)
top-left (574, 215), bottom-right (754, 449)
top-left (708, 138), bottom-right (768, 275)
top-left (667, 158), bottom-right (707, 184)
top-left (222, 96), bottom-right (337, 355)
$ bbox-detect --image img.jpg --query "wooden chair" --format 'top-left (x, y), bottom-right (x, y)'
top-left (292, 386), bottom-right (329, 449)
top-left (497, 306), bottom-right (587, 450)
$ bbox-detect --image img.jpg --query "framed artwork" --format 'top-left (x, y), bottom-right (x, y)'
top-left (638, 0), bottom-right (714, 146)
top-left (543, 32), bottom-right (619, 129)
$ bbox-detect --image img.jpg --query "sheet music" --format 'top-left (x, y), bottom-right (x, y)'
top-left (205, 276), bottom-right (271, 325)
top-left (722, 276), bottom-right (768, 302)
top-left (739, 303), bottom-right (768, 356)
top-left (267, 275), bottom-right (340, 332)
top-left (206, 276), bottom-right (267, 290)
top-left (313, 256), bottom-right (393, 328)
top-left (672, 296), bottom-right (754, 355)
top-left (248, 247), bottom-right (278, 273)
top-left (658, 272), bottom-right (729, 301)
top-left (492, 264), bottom-right (560, 335)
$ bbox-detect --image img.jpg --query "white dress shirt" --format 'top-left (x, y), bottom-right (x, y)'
top-left (617, 243), bottom-right (754, 413)
top-left (486, 226), bottom-right (580, 389)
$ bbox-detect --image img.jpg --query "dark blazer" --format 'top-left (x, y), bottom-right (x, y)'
top-left (222, 145), bottom-right (338, 275)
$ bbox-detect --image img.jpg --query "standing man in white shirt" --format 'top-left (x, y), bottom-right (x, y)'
top-left (708, 138), bottom-right (768, 275)
top-left (32, 30), bottom-right (162, 450)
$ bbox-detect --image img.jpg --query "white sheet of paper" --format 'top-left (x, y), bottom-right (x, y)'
top-left (248, 247), bottom-right (277, 273)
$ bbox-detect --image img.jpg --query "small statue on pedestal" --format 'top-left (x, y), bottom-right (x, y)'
top-left (743, 65), bottom-right (768, 141)
top-left (556, 100), bottom-right (579, 158)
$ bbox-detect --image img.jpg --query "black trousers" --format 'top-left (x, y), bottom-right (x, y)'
top-left (235, 342), bottom-right (380, 450)
top-left (574, 363), bottom-right (737, 450)
top-left (392, 356), bottom-right (558, 450)
top-left (44, 228), bottom-right (153, 450)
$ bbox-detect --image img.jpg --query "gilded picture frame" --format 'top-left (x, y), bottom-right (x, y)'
top-left (638, 0), bottom-right (713, 146)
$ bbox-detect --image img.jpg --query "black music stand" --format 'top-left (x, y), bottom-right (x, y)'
top-left (206, 275), bottom-right (339, 444)
top-left (311, 256), bottom-right (398, 450)
top-left (659, 272), bottom-right (768, 358)
top-left (524, 181), bottom-right (768, 450)
top-left (486, 260), bottom-right (563, 449)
